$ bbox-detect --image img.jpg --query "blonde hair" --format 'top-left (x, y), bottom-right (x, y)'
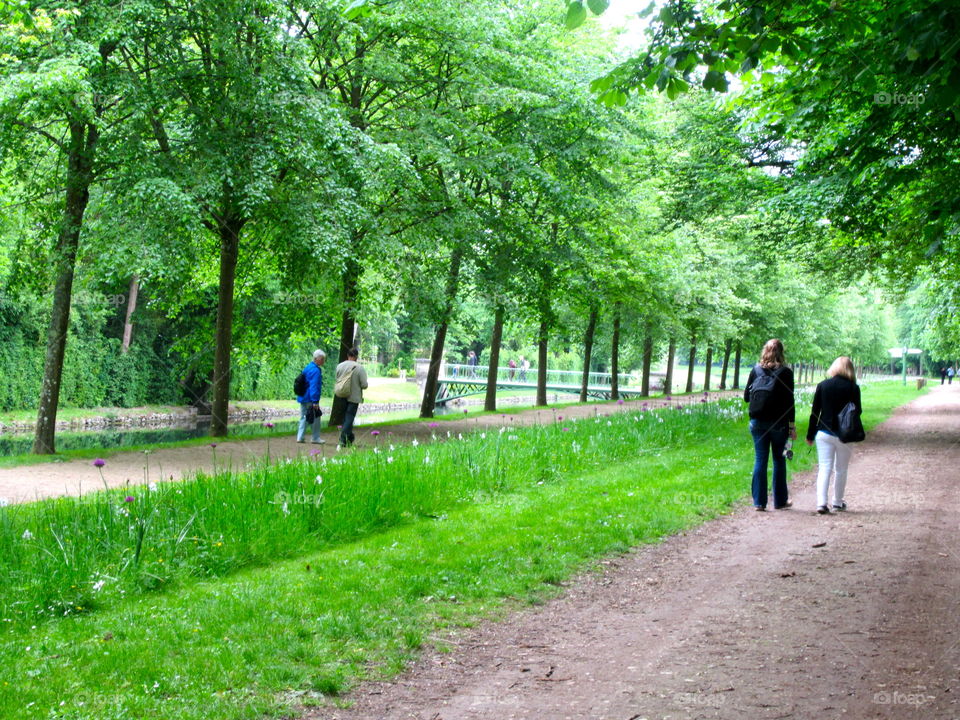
top-left (759, 339), bottom-right (785, 369)
top-left (827, 356), bottom-right (856, 382)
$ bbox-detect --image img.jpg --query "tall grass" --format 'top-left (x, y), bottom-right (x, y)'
top-left (0, 381), bottom-right (921, 720)
top-left (0, 379), bottom-right (913, 628)
top-left (0, 399), bottom-right (745, 626)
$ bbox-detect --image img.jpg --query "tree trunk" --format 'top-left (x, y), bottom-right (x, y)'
top-left (210, 216), bottom-right (244, 437)
top-left (329, 257), bottom-right (360, 427)
top-left (703, 345), bottom-right (714, 391)
top-left (610, 307), bottom-right (621, 401)
top-left (484, 304), bottom-right (504, 412)
top-left (733, 341), bottom-right (742, 389)
top-left (34, 121), bottom-right (98, 455)
top-left (641, 328), bottom-right (653, 396)
top-left (664, 338), bottom-right (676, 396)
top-left (685, 335), bottom-right (697, 393)
top-left (121, 274), bottom-right (139, 353)
top-left (419, 247), bottom-right (463, 418)
top-left (536, 312), bottom-right (549, 407)
top-left (719, 338), bottom-right (732, 390)
top-left (579, 306), bottom-right (598, 403)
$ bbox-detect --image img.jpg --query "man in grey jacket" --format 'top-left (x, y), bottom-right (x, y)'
top-left (335, 347), bottom-right (369, 448)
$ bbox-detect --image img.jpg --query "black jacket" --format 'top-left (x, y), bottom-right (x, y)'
top-left (806, 376), bottom-right (861, 442)
top-left (743, 364), bottom-right (795, 426)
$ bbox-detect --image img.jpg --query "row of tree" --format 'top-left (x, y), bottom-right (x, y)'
top-left (0, 1), bottom-right (923, 454)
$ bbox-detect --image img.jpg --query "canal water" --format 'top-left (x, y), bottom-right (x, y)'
top-left (0, 401), bottom-right (536, 457)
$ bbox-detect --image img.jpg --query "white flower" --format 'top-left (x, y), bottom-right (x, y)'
top-left (389, 444), bottom-right (395, 451)
top-left (22, 529), bottom-right (33, 540)
top-left (373, 447), bottom-right (380, 454)
top-left (423, 454), bottom-right (431, 465)
top-left (446, 430), bottom-right (451, 438)
top-left (480, 433), bottom-right (486, 439)
top-left (0, 497), bottom-right (9, 508)
top-left (281, 502), bottom-right (290, 515)
top-left (607, 421), bottom-right (612, 426)
top-left (148, 483), bottom-right (158, 492)
top-left (387, 456), bottom-right (394, 463)
top-left (411, 438), bottom-right (419, 447)
top-left (92, 580), bottom-right (105, 592)
top-left (457, 433), bottom-right (463, 440)
top-left (315, 475), bottom-right (322, 484)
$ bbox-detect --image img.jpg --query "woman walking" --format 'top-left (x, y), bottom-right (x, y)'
top-left (806, 356), bottom-right (862, 514)
top-left (744, 339), bottom-right (796, 511)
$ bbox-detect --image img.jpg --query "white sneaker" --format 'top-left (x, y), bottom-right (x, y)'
top-left (311, 439), bottom-right (326, 445)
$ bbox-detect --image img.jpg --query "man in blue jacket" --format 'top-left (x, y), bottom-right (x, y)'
top-left (297, 349), bottom-right (327, 443)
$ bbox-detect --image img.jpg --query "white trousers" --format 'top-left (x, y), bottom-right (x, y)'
top-left (815, 431), bottom-right (853, 507)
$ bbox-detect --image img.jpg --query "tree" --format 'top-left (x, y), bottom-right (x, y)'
top-left (0, 5), bottom-right (133, 453)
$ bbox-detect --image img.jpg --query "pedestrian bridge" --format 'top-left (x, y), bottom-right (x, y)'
top-left (434, 363), bottom-right (652, 406)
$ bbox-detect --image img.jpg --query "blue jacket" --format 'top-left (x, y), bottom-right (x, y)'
top-left (296, 362), bottom-right (323, 403)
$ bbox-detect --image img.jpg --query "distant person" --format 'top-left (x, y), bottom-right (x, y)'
top-left (296, 349), bottom-right (326, 444)
top-left (743, 338), bottom-right (796, 511)
top-left (949, 366), bottom-right (956, 385)
top-left (806, 356), bottom-right (862, 514)
top-left (467, 350), bottom-right (478, 377)
top-left (940, 366), bottom-right (948, 384)
top-left (335, 347), bottom-right (369, 448)
top-left (519, 355), bottom-right (529, 382)
top-left (508, 358), bottom-right (517, 380)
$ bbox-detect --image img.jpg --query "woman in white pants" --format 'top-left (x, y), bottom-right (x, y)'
top-left (805, 357), bottom-right (862, 514)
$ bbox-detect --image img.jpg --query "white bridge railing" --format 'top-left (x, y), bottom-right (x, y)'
top-left (440, 363), bottom-right (637, 387)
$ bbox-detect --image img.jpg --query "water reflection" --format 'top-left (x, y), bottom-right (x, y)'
top-left (0, 396), bottom-right (553, 457)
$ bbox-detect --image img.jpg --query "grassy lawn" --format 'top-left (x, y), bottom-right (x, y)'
top-left (0, 379), bottom-right (923, 719)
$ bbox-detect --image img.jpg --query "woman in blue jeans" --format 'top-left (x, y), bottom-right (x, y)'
top-left (743, 339), bottom-right (796, 510)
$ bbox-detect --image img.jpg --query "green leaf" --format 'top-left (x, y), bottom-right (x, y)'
top-left (638, 1), bottom-right (657, 19)
top-left (702, 70), bottom-right (728, 92)
top-left (659, 7), bottom-right (676, 26)
top-left (906, 46), bottom-right (920, 61)
top-left (566, 1), bottom-right (588, 30)
top-left (343, 0), bottom-right (371, 20)
top-left (587, 0), bottom-right (610, 15)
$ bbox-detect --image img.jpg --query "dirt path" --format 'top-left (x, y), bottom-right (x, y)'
top-left (312, 385), bottom-right (960, 720)
top-left (0, 393), bottom-right (727, 505)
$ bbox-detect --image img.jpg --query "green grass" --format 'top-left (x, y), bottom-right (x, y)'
top-left (0, 380), bottom-right (924, 720)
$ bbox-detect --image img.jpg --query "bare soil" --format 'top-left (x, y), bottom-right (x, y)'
top-left (308, 385), bottom-right (960, 720)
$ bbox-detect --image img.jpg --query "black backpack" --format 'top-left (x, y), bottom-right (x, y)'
top-left (293, 371), bottom-right (308, 397)
top-left (837, 401), bottom-right (865, 443)
top-left (748, 365), bottom-right (782, 416)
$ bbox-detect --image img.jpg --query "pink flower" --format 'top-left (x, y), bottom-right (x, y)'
top-left (309, 449), bottom-right (322, 456)
top-left (370, 430), bottom-right (381, 436)
top-left (557, 415), bottom-right (563, 422)
top-left (124, 496), bottom-right (135, 503)
top-left (263, 422), bottom-right (274, 429)
top-left (92, 458), bottom-right (106, 468)
top-left (617, 398), bottom-right (624, 405)
top-left (562, 427), bottom-right (571, 432)
top-left (209, 443), bottom-right (217, 449)
top-left (428, 422), bottom-right (439, 428)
